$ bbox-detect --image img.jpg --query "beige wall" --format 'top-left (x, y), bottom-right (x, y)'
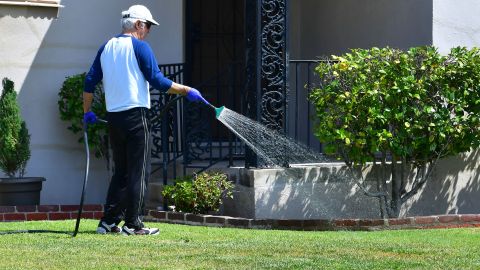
top-left (224, 150), bottom-right (480, 219)
top-left (289, 0), bottom-right (480, 58)
top-left (0, 0), bottom-right (184, 204)
top-left (289, 0), bottom-right (433, 59)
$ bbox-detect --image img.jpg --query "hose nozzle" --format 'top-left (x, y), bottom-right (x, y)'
top-left (206, 103), bottom-right (225, 118)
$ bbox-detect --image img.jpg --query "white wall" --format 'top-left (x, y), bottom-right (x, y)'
top-left (433, 0), bottom-right (480, 54)
top-left (0, 0), bottom-right (184, 204)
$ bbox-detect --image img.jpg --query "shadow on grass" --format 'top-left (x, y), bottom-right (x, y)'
top-left (0, 230), bottom-right (73, 236)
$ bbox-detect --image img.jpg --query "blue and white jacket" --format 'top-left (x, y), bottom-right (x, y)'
top-left (84, 34), bottom-right (173, 112)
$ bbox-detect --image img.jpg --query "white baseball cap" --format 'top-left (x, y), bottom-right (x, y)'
top-left (122, 5), bottom-right (159, 26)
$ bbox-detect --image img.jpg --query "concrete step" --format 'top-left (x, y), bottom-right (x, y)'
top-left (146, 182), bottom-right (166, 211)
top-left (150, 159), bottom-right (244, 182)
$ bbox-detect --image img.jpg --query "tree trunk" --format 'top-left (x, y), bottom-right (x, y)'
top-left (389, 155), bottom-right (401, 217)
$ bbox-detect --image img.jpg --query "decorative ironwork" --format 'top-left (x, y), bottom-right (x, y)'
top-left (182, 101), bottom-right (212, 164)
top-left (260, 0), bottom-right (287, 131)
top-left (149, 63), bottom-right (184, 184)
top-left (149, 93), bottom-right (178, 159)
top-left (245, 0), bottom-right (288, 167)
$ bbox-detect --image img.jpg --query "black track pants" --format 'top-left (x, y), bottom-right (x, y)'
top-left (102, 107), bottom-right (151, 228)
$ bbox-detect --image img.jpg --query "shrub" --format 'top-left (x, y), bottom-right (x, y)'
top-left (162, 171), bottom-right (234, 214)
top-left (309, 46), bottom-right (480, 217)
top-left (57, 73), bottom-right (108, 161)
top-left (0, 78), bottom-right (31, 177)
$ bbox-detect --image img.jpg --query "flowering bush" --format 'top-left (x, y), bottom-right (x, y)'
top-left (310, 46), bottom-right (480, 217)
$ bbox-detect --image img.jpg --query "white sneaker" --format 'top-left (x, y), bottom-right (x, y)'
top-left (96, 221), bottom-right (122, 234)
top-left (122, 225), bottom-right (159, 236)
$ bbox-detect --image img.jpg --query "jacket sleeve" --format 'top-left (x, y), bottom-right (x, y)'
top-left (84, 45), bottom-right (105, 93)
top-left (132, 39), bottom-right (173, 92)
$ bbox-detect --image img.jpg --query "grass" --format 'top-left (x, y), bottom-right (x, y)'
top-left (0, 220), bottom-right (479, 269)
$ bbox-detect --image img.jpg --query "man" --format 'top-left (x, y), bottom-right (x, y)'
top-left (83, 5), bottom-right (208, 235)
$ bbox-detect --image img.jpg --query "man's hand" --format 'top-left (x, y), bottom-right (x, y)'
top-left (186, 88), bottom-right (209, 105)
top-left (83, 111), bottom-right (97, 124)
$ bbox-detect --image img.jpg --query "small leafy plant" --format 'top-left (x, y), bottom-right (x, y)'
top-left (57, 73), bottom-right (109, 161)
top-left (0, 78), bottom-right (31, 178)
top-left (162, 171), bottom-right (234, 214)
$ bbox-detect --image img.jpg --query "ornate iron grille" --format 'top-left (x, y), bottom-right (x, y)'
top-left (245, 0), bottom-right (288, 167)
top-left (150, 63), bottom-right (184, 183)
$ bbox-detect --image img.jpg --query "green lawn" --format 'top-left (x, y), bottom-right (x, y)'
top-left (0, 220), bottom-right (479, 269)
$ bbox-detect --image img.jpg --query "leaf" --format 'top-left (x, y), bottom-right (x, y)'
top-left (345, 137), bottom-right (351, 145)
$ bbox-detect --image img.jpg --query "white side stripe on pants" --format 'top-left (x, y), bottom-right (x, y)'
top-left (137, 109), bottom-right (149, 225)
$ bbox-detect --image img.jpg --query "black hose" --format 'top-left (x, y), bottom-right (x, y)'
top-left (73, 96), bottom-right (183, 237)
top-left (1, 96), bottom-right (185, 237)
top-left (150, 95), bottom-right (184, 124)
top-left (72, 122), bottom-right (90, 237)
top-left (1, 122), bottom-right (92, 237)
top-left (0, 230), bottom-right (70, 235)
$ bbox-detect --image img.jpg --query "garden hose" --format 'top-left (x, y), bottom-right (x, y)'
top-left (73, 95), bottom-right (183, 237)
top-left (0, 121), bottom-right (99, 237)
top-left (1, 95), bottom-right (199, 237)
top-left (72, 119), bottom-right (106, 237)
top-left (0, 230), bottom-right (69, 235)
top-left (150, 95), bottom-right (184, 124)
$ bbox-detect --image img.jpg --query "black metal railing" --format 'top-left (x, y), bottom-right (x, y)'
top-left (151, 62), bottom-right (245, 184)
top-left (182, 62), bottom-right (245, 174)
top-left (287, 59), bottom-right (329, 154)
top-left (151, 60), bottom-right (334, 183)
top-left (150, 63), bottom-right (185, 185)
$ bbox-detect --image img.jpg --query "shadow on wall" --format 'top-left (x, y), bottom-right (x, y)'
top-left (227, 149), bottom-right (479, 220)
top-left (291, 0), bottom-right (433, 59)
top-left (244, 165), bottom-right (382, 220)
top-left (9, 0), bottom-right (182, 205)
top-left (5, 1), bottom-right (125, 204)
top-left (403, 150), bottom-right (480, 216)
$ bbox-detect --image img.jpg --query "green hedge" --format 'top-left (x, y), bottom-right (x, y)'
top-left (309, 46), bottom-right (480, 217)
top-left (57, 73), bottom-right (108, 161)
top-left (0, 78), bottom-right (30, 177)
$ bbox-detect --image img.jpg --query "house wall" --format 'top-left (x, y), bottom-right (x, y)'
top-left (289, 0), bottom-right (433, 59)
top-left (0, 0), bottom-right (184, 204)
top-left (274, 0), bottom-right (480, 219)
top-left (289, 0), bottom-right (480, 58)
top-left (223, 150), bottom-right (480, 219)
top-left (432, 0), bottom-right (480, 54)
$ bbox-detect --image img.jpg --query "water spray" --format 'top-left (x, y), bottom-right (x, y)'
top-left (203, 99), bottom-right (324, 167)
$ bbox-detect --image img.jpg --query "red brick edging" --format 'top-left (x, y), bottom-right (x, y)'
top-left (2, 206), bottom-right (479, 231)
top-left (0, 205), bottom-right (103, 221)
top-left (147, 210), bottom-right (480, 231)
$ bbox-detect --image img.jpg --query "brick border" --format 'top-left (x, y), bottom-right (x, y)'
top-left (146, 211), bottom-right (480, 231)
top-left (0, 205), bottom-right (103, 221)
top-left (2, 206), bottom-right (479, 231)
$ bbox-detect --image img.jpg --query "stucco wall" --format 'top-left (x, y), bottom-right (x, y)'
top-left (290, 0), bottom-right (480, 58)
top-left (433, 0), bottom-right (480, 54)
top-left (289, 0), bottom-right (433, 59)
top-left (224, 151), bottom-right (480, 219)
top-left (0, 0), bottom-right (183, 204)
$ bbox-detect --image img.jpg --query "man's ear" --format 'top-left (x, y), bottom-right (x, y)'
top-left (135, 21), bottom-right (143, 29)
